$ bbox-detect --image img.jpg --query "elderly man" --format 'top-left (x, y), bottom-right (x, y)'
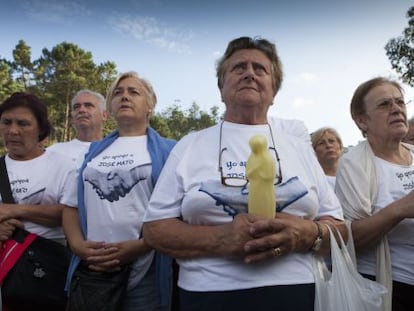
top-left (48, 89), bottom-right (108, 163)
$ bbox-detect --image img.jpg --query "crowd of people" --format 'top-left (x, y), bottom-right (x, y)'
top-left (0, 36), bottom-right (413, 311)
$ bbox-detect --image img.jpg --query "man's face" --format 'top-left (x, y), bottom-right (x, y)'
top-left (71, 93), bottom-right (107, 132)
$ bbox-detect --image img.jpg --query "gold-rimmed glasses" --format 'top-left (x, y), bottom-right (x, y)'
top-left (218, 122), bottom-right (282, 187)
top-left (375, 97), bottom-right (411, 112)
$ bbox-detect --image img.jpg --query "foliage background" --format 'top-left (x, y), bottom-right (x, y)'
top-left (1, 5), bottom-right (413, 153)
top-left (0, 40), bottom-right (221, 153)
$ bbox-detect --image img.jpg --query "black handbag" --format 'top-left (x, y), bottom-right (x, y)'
top-left (66, 263), bottom-right (130, 311)
top-left (0, 156), bottom-right (71, 310)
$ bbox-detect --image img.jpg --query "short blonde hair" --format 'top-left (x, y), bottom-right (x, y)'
top-left (106, 71), bottom-right (157, 120)
top-left (311, 127), bottom-right (343, 150)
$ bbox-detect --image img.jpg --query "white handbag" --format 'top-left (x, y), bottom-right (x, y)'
top-left (313, 225), bottom-right (387, 311)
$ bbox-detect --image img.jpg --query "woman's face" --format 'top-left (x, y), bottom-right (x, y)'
top-left (356, 83), bottom-right (408, 142)
top-left (220, 49), bottom-right (274, 118)
top-left (314, 131), bottom-right (342, 167)
top-left (0, 106), bottom-right (42, 160)
top-left (110, 77), bottom-right (151, 127)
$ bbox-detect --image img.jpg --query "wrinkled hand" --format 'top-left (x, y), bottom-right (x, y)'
top-left (243, 213), bottom-right (314, 263)
top-left (87, 239), bottom-right (143, 270)
top-left (0, 203), bottom-right (18, 222)
top-left (0, 219), bottom-right (24, 241)
top-left (86, 238), bottom-right (151, 271)
top-left (219, 213), bottom-right (262, 258)
top-left (71, 240), bottom-right (121, 272)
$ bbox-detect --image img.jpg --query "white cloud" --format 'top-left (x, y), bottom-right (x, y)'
top-left (213, 51), bottom-right (222, 57)
top-left (292, 72), bottom-right (318, 84)
top-left (292, 96), bottom-right (314, 109)
top-left (109, 14), bottom-right (193, 54)
top-left (19, 0), bottom-right (89, 24)
top-left (299, 72), bottom-right (318, 82)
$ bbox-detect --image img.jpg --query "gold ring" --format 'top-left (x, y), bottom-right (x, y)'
top-left (271, 247), bottom-right (281, 257)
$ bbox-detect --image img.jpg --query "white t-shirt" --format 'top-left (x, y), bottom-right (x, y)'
top-left (144, 120), bottom-right (343, 292)
top-left (0, 150), bottom-right (76, 239)
top-left (64, 136), bottom-right (155, 289)
top-left (65, 136), bottom-right (153, 243)
top-left (48, 138), bottom-right (92, 165)
top-left (357, 156), bottom-right (414, 286)
top-left (326, 175), bottom-right (336, 190)
top-left (272, 117), bottom-right (311, 144)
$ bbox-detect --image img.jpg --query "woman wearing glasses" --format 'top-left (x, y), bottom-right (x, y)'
top-left (335, 77), bottom-right (414, 311)
top-left (143, 36), bottom-right (345, 311)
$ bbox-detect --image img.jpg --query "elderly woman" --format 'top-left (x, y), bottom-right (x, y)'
top-left (0, 92), bottom-right (75, 310)
top-left (143, 36), bottom-right (345, 311)
top-left (335, 77), bottom-right (414, 311)
top-left (63, 72), bottom-right (175, 311)
top-left (311, 127), bottom-right (343, 189)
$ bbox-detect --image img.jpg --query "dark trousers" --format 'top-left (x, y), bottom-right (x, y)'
top-left (392, 280), bottom-right (414, 311)
top-left (362, 274), bottom-right (414, 311)
top-left (179, 283), bottom-right (315, 311)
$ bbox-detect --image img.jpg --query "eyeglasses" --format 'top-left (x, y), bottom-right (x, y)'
top-left (218, 122), bottom-right (282, 187)
top-left (375, 98), bottom-right (411, 112)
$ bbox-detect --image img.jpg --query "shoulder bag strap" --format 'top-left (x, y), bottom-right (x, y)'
top-left (0, 156), bottom-right (31, 242)
top-left (0, 156), bottom-right (38, 284)
top-left (0, 156), bottom-right (35, 240)
top-left (0, 156), bottom-right (15, 204)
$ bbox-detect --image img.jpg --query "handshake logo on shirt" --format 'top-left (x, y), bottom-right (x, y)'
top-left (85, 164), bottom-right (149, 202)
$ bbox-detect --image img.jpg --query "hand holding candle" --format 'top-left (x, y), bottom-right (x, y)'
top-left (246, 135), bottom-right (276, 218)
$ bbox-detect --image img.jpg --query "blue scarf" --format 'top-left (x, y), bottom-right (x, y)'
top-left (66, 127), bottom-right (175, 306)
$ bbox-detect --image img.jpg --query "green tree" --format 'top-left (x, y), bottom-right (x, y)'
top-left (0, 58), bottom-right (24, 102)
top-left (1, 40), bottom-right (222, 147)
top-left (1, 40), bottom-right (118, 152)
top-left (385, 6), bottom-right (414, 86)
top-left (0, 57), bottom-right (25, 154)
top-left (150, 114), bottom-right (173, 138)
top-left (94, 61), bottom-right (118, 96)
top-left (33, 42), bottom-right (117, 142)
top-left (150, 102), bottom-right (221, 140)
top-left (12, 39), bottom-right (33, 89)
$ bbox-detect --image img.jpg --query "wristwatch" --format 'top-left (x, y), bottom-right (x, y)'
top-left (311, 221), bottom-right (323, 252)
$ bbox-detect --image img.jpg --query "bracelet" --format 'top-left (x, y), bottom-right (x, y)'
top-left (310, 221), bottom-right (323, 252)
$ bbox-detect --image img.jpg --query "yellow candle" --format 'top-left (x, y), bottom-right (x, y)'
top-left (246, 134), bottom-right (276, 218)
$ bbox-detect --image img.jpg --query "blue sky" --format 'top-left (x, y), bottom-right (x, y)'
top-left (1, 0), bottom-right (413, 146)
